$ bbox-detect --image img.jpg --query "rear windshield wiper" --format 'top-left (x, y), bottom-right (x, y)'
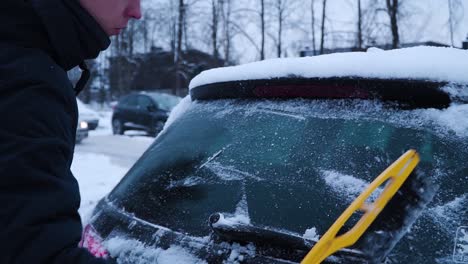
top-left (208, 213), bottom-right (366, 262)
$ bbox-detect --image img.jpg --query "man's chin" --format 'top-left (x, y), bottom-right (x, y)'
top-left (108, 28), bottom-right (123, 36)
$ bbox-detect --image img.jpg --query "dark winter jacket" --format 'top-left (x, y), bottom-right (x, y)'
top-left (0, 0), bottom-right (112, 263)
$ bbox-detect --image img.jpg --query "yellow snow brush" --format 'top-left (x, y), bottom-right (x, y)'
top-left (302, 149), bottom-right (434, 264)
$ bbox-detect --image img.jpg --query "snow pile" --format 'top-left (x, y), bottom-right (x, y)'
top-left (71, 153), bottom-right (128, 224)
top-left (105, 237), bottom-right (207, 264)
top-left (213, 212), bottom-right (251, 228)
top-left (303, 227), bottom-right (320, 241)
top-left (420, 104), bottom-right (468, 137)
top-left (320, 170), bottom-right (383, 203)
top-left (225, 243), bottom-right (256, 264)
top-left (213, 192), bottom-right (251, 227)
top-left (442, 84), bottom-right (468, 102)
top-left (428, 194), bottom-right (467, 233)
top-left (190, 47), bottom-right (468, 89)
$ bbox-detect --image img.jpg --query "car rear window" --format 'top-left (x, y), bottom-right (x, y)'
top-left (148, 93), bottom-right (181, 111)
top-left (109, 99), bottom-right (467, 263)
top-left (119, 95), bottom-right (138, 107)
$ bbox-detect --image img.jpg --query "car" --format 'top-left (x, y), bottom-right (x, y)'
top-left (77, 99), bottom-right (100, 130)
top-left (82, 47), bottom-right (468, 263)
top-left (111, 92), bottom-right (181, 137)
top-left (76, 119), bottom-right (89, 144)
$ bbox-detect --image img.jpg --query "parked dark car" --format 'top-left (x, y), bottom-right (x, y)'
top-left (77, 99), bottom-right (100, 130)
top-left (83, 47), bottom-right (468, 263)
top-left (76, 120), bottom-right (89, 144)
top-left (111, 92), bottom-right (181, 137)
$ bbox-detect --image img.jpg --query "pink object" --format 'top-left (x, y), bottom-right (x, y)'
top-left (79, 225), bottom-right (110, 258)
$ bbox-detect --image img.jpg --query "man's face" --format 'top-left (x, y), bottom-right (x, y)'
top-left (79, 0), bottom-right (142, 36)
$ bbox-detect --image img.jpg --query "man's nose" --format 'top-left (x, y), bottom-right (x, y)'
top-left (127, 0), bottom-right (142, 20)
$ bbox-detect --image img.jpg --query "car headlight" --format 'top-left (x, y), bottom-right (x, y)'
top-left (80, 121), bottom-right (88, 129)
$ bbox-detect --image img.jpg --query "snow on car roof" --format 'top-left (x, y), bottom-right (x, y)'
top-left (189, 46), bottom-right (468, 89)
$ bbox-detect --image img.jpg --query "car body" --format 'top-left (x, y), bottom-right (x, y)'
top-left (83, 47), bottom-right (468, 263)
top-left (111, 92), bottom-right (181, 137)
top-left (76, 120), bottom-right (89, 144)
top-left (77, 99), bottom-right (100, 130)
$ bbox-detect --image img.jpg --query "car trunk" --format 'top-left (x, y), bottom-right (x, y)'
top-left (92, 96), bottom-right (467, 263)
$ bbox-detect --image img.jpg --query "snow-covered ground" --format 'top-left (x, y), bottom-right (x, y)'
top-left (72, 110), bottom-right (154, 224)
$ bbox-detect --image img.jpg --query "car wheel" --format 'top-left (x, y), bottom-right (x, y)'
top-left (112, 119), bottom-right (124, 135)
top-left (149, 121), bottom-right (165, 137)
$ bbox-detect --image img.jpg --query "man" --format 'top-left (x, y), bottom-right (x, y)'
top-left (0, 0), bottom-right (140, 263)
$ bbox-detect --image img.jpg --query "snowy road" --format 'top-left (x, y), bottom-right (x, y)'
top-left (75, 134), bottom-right (153, 168)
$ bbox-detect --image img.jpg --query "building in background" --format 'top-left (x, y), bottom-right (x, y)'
top-left (68, 48), bottom-right (224, 104)
top-left (108, 47), bottom-right (224, 98)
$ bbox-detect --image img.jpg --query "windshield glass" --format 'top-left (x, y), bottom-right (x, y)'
top-left (148, 93), bottom-right (181, 111)
top-left (109, 99), bottom-right (467, 262)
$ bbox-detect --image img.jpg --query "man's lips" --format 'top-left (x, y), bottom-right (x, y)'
top-left (112, 27), bottom-right (126, 35)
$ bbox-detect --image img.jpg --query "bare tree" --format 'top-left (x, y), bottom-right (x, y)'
top-left (220, 0), bottom-right (233, 64)
top-left (239, 0), bottom-right (267, 60)
top-left (386, 0), bottom-right (399, 48)
top-left (269, 0), bottom-right (300, 58)
top-left (311, 0), bottom-right (317, 54)
top-left (320, 0), bottom-right (327, 54)
top-left (448, 0), bottom-right (464, 47)
top-left (175, 0), bottom-right (186, 95)
top-left (216, 0), bottom-right (267, 61)
top-left (210, 0), bottom-right (221, 59)
top-left (140, 1), bottom-right (173, 51)
top-left (275, 0), bottom-right (284, 57)
top-left (448, 0), bottom-right (454, 46)
top-left (260, 0), bottom-right (266, 60)
top-left (170, 1), bottom-right (177, 52)
top-left (357, 0), bottom-right (363, 49)
top-left (357, 0), bottom-right (390, 47)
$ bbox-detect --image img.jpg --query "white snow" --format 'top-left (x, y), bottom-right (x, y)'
top-left (224, 243), bottom-right (256, 264)
top-left (442, 84), bottom-right (468, 101)
top-left (77, 99), bottom-right (100, 120)
top-left (73, 110), bottom-right (153, 223)
top-left (421, 104), bottom-right (468, 137)
top-left (213, 214), bottom-right (250, 227)
top-left (303, 227), bottom-right (320, 241)
top-left (85, 111), bottom-right (113, 136)
top-left (205, 162), bottom-right (264, 182)
top-left (428, 194), bottom-right (467, 233)
top-left (105, 237), bottom-right (207, 264)
top-left (167, 176), bottom-right (205, 189)
top-left (190, 47), bottom-right (468, 89)
top-left (320, 170), bottom-right (383, 203)
top-left (213, 192), bottom-right (251, 227)
top-left (72, 153), bottom-right (128, 224)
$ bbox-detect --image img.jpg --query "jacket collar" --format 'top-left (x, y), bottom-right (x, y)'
top-left (30, 0), bottom-right (111, 71)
